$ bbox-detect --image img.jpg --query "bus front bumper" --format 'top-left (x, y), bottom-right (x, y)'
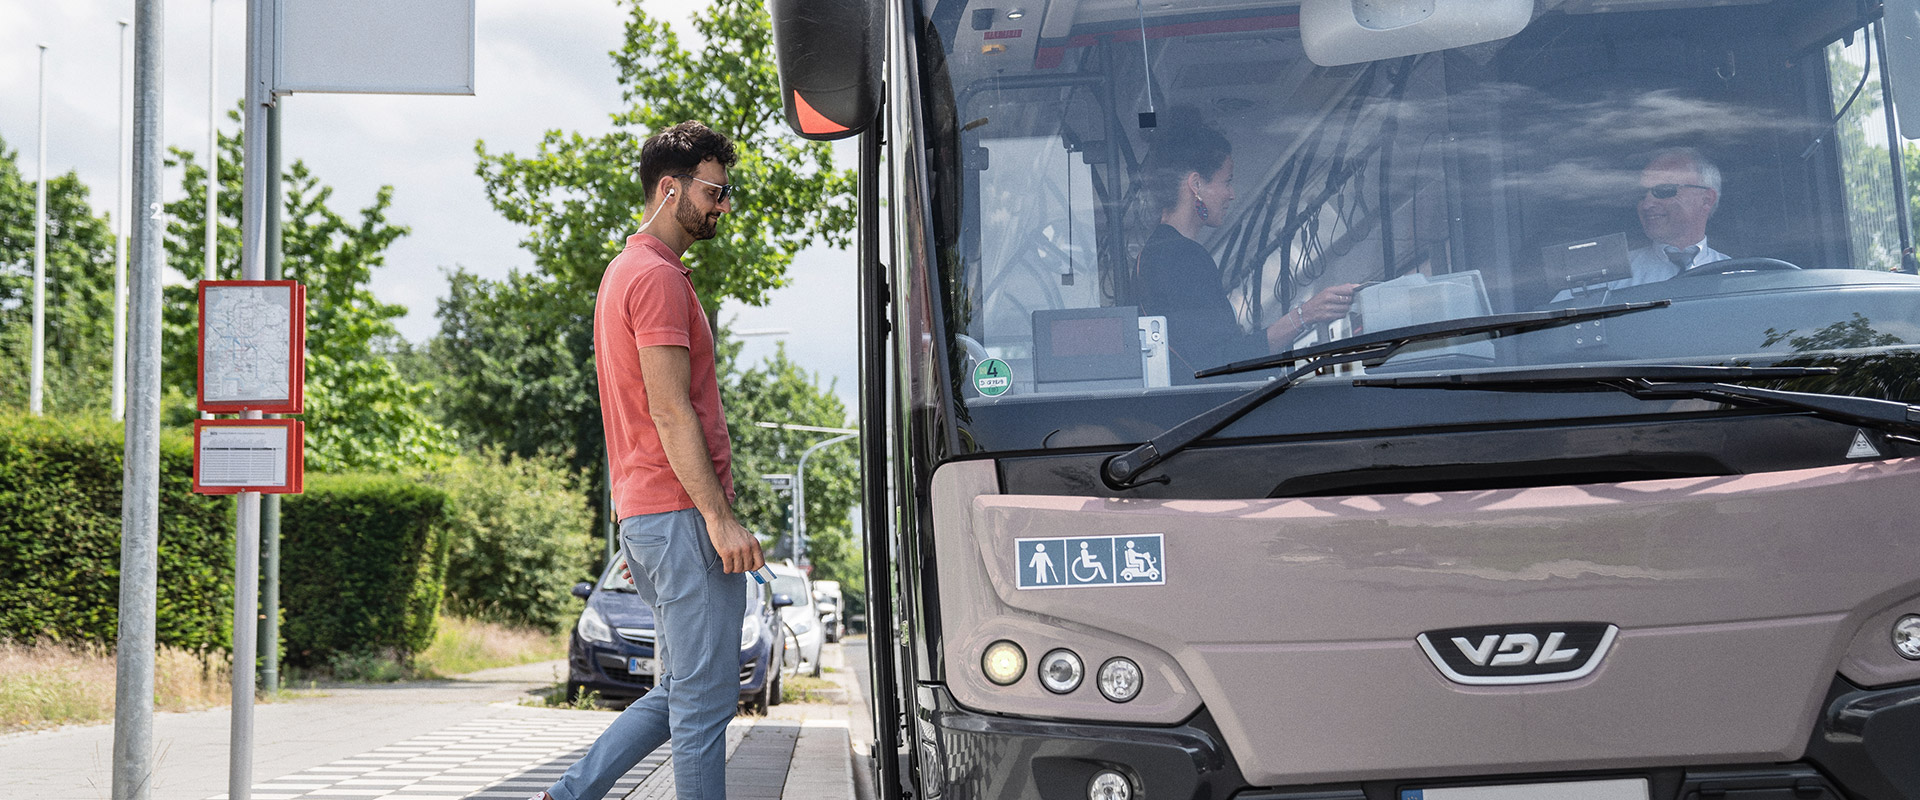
top-left (914, 679), bottom-right (1920, 800)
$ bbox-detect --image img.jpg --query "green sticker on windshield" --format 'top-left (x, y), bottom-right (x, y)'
top-left (973, 358), bottom-right (1012, 396)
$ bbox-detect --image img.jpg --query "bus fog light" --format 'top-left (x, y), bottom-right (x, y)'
top-left (1039, 648), bottom-right (1083, 693)
top-left (1088, 770), bottom-right (1131, 800)
top-left (1895, 615), bottom-right (1920, 660)
top-left (983, 640), bottom-right (1026, 685)
top-left (1097, 657), bottom-right (1142, 702)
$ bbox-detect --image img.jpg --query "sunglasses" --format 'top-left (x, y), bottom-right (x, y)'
top-left (1637, 183), bottom-right (1711, 200)
top-left (674, 174), bottom-right (736, 204)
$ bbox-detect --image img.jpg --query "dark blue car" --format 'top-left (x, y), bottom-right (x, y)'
top-left (567, 555), bottom-right (791, 714)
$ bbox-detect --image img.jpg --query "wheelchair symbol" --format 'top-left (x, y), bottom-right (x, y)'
top-left (1069, 541), bottom-right (1109, 583)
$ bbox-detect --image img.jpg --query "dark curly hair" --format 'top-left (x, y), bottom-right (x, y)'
top-left (1144, 114), bottom-right (1231, 214)
top-left (640, 121), bottom-right (739, 203)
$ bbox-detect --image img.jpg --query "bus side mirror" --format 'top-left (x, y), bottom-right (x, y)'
top-left (769, 0), bottom-right (880, 141)
top-left (1884, 0), bottom-right (1920, 139)
top-left (1298, 0), bottom-right (1532, 67)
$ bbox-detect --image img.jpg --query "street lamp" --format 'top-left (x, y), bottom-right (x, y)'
top-left (756, 422), bottom-right (858, 569)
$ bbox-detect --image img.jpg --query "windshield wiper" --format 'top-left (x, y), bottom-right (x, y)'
top-left (1354, 364), bottom-right (1920, 442)
top-left (1100, 301), bottom-right (1670, 488)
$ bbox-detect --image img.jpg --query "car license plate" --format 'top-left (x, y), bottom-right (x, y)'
top-left (627, 657), bottom-right (654, 675)
top-left (1401, 778), bottom-right (1648, 800)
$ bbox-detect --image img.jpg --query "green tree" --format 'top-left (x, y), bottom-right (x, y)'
top-left (447, 0), bottom-right (857, 543)
top-left (0, 134), bottom-right (119, 415)
top-left (473, 0), bottom-right (854, 307)
top-left (164, 112), bottom-right (455, 472)
top-left (722, 343), bottom-right (861, 591)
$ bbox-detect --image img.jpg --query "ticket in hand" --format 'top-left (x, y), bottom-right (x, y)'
top-left (751, 565), bottom-right (775, 585)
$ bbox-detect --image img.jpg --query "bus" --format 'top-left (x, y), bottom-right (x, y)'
top-left (771, 1), bottom-right (1920, 798)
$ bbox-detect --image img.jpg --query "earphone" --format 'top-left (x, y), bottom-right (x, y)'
top-left (667, 189), bottom-right (675, 197)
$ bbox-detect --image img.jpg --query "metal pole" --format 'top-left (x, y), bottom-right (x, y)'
top-left (206, 0), bottom-right (219, 285)
top-left (259, 99), bottom-right (282, 695)
top-left (114, 21), bottom-right (132, 421)
top-left (794, 433), bottom-right (857, 569)
top-left (229, 0), bottom-right (273, 795)
top-left (31, 43), bottom-right (49, 416)
top-left (113, 4), bottom-right (165, 798)
top-left (1876, 20), bottom-right (1920, 274)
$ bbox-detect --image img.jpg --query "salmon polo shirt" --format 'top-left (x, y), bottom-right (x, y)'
top-left (594, 233), bottom-right (735, 519)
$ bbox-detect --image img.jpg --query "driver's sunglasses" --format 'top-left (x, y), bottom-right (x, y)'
top-left (674, 174), bottom-right (736, 204)
top-left (1638, 183), bottom-right (1711, 200)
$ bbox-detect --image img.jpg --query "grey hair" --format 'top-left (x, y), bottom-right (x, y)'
top-left (1647, 146), bottom-right (1721, 194)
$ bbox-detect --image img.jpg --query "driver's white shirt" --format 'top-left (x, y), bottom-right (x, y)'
top-left (1556, 237), bottom-right (1728, 300)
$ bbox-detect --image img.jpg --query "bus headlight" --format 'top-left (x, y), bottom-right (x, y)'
top-left (576, 606), bottom-right (613, 644)
top-left (1895, 615), bottom-right (1920, 660)
top-left (1097, 657), bottom-right (1142, 702)
top-left (1039, 648), bottom-right (1083, 694)
top-left (982, 640), bottom-right (1025, 685)
top-left (1089, 769), bottom-right (1132, 800)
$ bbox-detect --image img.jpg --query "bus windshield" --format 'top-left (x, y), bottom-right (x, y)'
top-left (915, 0), bottom-right (1920, 455)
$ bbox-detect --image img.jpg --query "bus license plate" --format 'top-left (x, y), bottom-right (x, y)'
top-left (627, 657), bottom-right (654, 675)
top-left (1401, 777), bottom-right (1648, 800)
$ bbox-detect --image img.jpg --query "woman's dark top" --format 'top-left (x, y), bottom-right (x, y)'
top-left (1136, 224), bottom-right (1266, 380)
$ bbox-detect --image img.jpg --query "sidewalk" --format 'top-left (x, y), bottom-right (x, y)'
top-left (0, 645), bottom-right (864, 800)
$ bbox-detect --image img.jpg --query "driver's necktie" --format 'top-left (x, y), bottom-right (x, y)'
top-left (1664, 245), bottom-right (1700, 270)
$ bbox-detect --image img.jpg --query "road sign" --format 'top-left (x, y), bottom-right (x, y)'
top-left (275, 0), bottom-right (475, 95)
top-left (192, 419), bottom-right (305, 495)
top-left (198, 280), bottom-right (305, 414)
top-left (763, 473), bottom-right (795, 491)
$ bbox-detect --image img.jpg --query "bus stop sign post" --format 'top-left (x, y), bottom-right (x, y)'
top-left (215, 2), bottom-right (474, 799)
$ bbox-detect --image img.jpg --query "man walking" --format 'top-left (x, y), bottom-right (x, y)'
top-left (536, 120), bottom-right (764, 800)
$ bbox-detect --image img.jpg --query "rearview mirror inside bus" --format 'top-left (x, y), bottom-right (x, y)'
top-left (769, 0), bottom-right (881, 140)
top-left (1299, 0), bottom-right (1533, 67)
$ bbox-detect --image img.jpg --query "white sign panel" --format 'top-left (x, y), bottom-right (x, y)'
top-left (275, 0), bottom-right (475, 95)
top-left (197, 425), bottom-right (291, 488)
top-left (202, 284), bottom-right (294, 404)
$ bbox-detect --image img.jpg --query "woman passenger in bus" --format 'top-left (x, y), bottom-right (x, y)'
top-left (1134, 119), bottom-right (1360, 381)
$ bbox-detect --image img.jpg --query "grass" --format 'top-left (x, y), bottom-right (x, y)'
top-left (521, 683), bottom-right (609, 711)
top-left (415, 616), bottom-right (568, 678)
top-left (780, 674), bottom-right (841, 704)
top-left (0, 640), bottom-right (232, 734)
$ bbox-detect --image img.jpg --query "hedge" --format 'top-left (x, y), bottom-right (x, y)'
top-left (0, 415), bottom-right (233, 652)
top-left (434, 451), bottom-right (595, 633)
top-left (280, 473), bottom-right (451, 667)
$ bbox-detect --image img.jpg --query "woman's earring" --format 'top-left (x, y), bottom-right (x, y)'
top-left (1192, 190), bottom-right (1210, 221)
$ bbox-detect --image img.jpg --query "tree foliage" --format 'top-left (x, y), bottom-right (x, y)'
top-left (163, 111), bottom-right (455, 472)
top-left (0, 135), bottom-right (120, 415)
top-left (473, 0), bottom-right (854, 306)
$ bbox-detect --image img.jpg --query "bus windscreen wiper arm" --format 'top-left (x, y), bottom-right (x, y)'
top-left (1101, 301), bottom-right (1670, 489)
top-left (1355, 364), bottom-right (1920, 440)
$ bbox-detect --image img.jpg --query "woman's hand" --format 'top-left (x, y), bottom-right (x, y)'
top-left (1266, 283), bottom-right (1362, 350)
top-left (1298, 283), bottom-right (1360, 324)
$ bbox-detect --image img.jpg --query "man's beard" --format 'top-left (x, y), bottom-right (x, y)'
top-left (677, 201), bottom-right (721, 241)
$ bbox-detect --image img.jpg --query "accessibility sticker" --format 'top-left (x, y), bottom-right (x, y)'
top-left (1016, 534), bottom-right (1163, 590)
top-left (973, 358), bottom-right (1012, 397)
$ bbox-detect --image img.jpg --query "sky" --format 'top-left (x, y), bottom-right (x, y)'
top-left (0, 0), bottom-right (860, 414)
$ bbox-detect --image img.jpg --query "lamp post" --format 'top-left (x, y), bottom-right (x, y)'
top-left (756, 422), bottom-right (858, 569)
top-left (30, 43), bottom-right (49, 416)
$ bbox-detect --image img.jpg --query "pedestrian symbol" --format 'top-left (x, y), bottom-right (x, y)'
top-left (1015, 534), bottom-right (1163, 590)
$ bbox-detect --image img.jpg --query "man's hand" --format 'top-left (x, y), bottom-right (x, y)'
top-left (705, 512), bottom-right (765, 575)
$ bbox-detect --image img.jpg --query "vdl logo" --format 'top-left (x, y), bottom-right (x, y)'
top-left (1416, 623), bottom-right (1618, 685)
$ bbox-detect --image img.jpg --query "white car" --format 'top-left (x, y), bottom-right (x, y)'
top-left (812, 580), bottom-right (845, 643)
top-left (766, 562), bottom-right (824, 676)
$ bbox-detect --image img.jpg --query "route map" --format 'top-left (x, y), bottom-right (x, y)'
top-left (202, 284), bottom-right (293, 403)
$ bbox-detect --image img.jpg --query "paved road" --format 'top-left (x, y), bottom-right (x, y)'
top-left (0, 645), bottom-right (861, 800)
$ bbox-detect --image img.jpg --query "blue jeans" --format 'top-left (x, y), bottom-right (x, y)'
top-left (547, 508), bottom-right (746, 800)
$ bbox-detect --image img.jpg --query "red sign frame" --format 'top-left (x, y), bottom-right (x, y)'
top-left (197, 280), bottom-right (307, 414)
top-left (192, 418), bottom-right (305, 495)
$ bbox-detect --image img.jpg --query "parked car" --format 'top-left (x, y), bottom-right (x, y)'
top-left (566, 555), bottom-right (791, 714)
top-left (766, 561), bottom-right (824, 677)
top-left (812, 580), bottom-right (845, 643)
